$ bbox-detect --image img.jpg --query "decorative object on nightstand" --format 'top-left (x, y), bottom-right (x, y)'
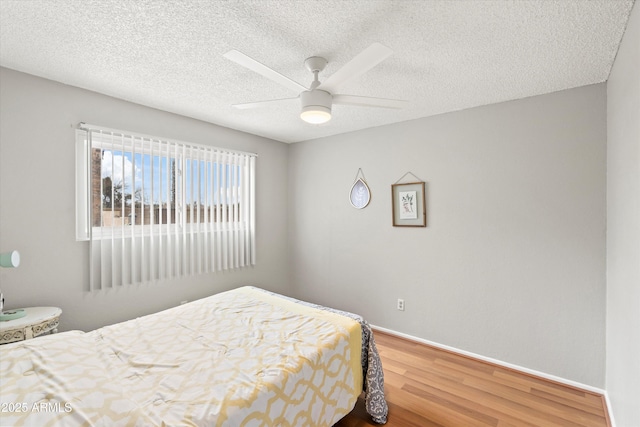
top-left (0, 307), bottom-right (62, 345)
top-left (0, 250), bottom-right (26, 321)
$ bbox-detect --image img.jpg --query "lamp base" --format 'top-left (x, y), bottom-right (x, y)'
top-left (0, 309), bottom-right (26, 321)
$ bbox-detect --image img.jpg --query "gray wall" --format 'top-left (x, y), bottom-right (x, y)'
top-left (0, 67), bottom-right (290, 332)
top-left (289, 84), bottom-right (607, 388)
top-left (606, 1), bottom-right (640, 425)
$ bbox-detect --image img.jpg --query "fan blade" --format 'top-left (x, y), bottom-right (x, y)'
top-left (231, 97), bottom-right (298, 110)
top-left (224, 50), bottom-right (307, 93)
top-left (318, 43), bottom-right (393, 93)
top-left (333, 94), bottom-right (408, 109)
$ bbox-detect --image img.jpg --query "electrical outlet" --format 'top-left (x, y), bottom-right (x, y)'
top-left (397, 299), bottom-right (405, 311)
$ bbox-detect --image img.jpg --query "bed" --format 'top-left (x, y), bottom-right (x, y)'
top-left (0, 286), bottom-right (388, 426)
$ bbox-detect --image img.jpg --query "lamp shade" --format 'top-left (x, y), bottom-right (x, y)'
top-left (0, 251), bottom-right (20, 268)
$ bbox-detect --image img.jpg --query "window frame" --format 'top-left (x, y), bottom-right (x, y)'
top-left (76, 128), bottom-right (254, 241)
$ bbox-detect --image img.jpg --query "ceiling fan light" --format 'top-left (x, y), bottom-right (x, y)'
top-left (300, 106), bottom-right (332, 124)
top-left (300, 90), bottom-right (332, 124)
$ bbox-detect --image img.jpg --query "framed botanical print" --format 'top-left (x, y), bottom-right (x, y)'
top-left (391, 182), bottom-right (426, 227)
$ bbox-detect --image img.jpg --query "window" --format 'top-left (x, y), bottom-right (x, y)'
top-left (76, 124), bottom-right (256, 289)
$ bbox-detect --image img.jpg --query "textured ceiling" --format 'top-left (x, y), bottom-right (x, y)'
top-left (0, 0), bottom-right (635, 143)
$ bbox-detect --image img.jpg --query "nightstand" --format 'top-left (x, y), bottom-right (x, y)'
top-left (0, 307), bottom-right (62, 345)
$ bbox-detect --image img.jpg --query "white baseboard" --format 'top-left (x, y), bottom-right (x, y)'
top-left (603, 391), bottom-right (617, 427)
top-left (370, 324), bottom-right (607, 396)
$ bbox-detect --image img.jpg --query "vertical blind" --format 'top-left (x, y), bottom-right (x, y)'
top-left (76, 124), bottom-right (256, 290)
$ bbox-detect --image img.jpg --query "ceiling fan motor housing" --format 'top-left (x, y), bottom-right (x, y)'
top-left (300, 89), bottom-right (332, 123)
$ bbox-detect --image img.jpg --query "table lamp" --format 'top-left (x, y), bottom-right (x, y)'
top-left (0, 250), bottom-right (26, 320)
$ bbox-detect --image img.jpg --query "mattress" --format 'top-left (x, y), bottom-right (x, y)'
top-left (0, 286), bottom-right (387, 426)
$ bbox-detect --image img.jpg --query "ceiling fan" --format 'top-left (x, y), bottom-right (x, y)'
top-left (223, 43), bottom-right (408, 124)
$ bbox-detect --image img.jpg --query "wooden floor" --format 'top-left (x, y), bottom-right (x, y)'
top-left (336, 331), bottom-right (609, 427)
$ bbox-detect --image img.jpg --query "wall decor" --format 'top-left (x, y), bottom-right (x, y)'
top-left (349, 168), bottom-right (371, 209)
top-left (391, 179), bottom-right (426, 227)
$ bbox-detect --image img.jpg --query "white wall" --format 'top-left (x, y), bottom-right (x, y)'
top-left (289, 84), bottom-right (607, 388)
top-left (606, 1), bottom-right (640, 425)
top-left (0, 67), bottom-right (290, 332)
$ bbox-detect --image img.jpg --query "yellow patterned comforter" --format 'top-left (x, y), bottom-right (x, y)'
top-left (0, 287), bottom-right (363, 426)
